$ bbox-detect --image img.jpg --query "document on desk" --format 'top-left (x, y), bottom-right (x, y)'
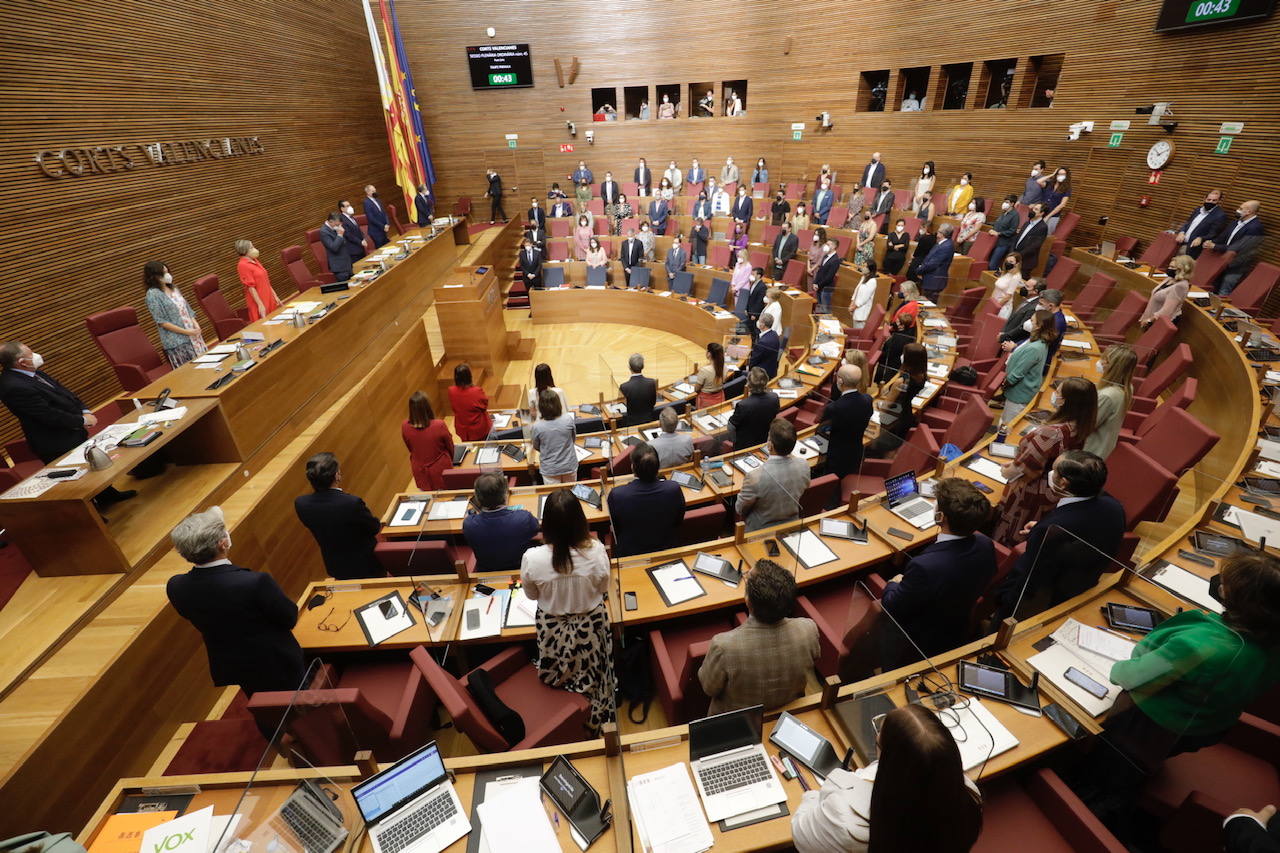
top-left (191, 353), bottom-right (230, 364)
top-left (1143, 562), bottom-right (1223, 613)
top-left (387, 499), bottom-right (428, 527)
top-left (673, 382), bottom-right (696, 396)
top-left (1059, 338), bottom-right (1092, 350)
top-left (781, 529), bottom-right (838, 568)
top-left (428, 499), bottom-right (469, 521)
top-left (922, 317), bottom-right (948, 328)
top-left (477, 776), bottom-right (558, 853)
top-left (57, 424), bottom-right (136, 465)
top-left (208, 343), bottom-right (240, 354)
top-left (475, 447), bottom-right (501, 466)
top-left (1052, 618), bottom-right (1135, 664)
top-left (947, 699), bottom-right (1018, 772)
top-left (1258, 439), bottom-right (1280, 462)
top-left (733, 455), bottom-right (763, 474)
top-left (964, 456), bottom-right (1010, 483)
top-left (628, 763), bottom-right (713, 853)
top-left (355, 592), bottom-right (415, 646)
top-left (1, 475), bottom-right (61, 500)
top-left (573, 443), bottom-right (593, 461)
top-left (141, 807), bottom-right (214, 853)
top-left (459, 591), bottom-right (508, 640)
top-left (1236, 508), bottom-right (1280, 548)
top-left (491, 413), bottom-right (512, 429)
top-left (503, 586), bottom-right (538, 628)
top-left (1027, 643), bottom-right (1120, 717)
top-left (648, 561), bottom-right (706, 606)
top-left (288, 301), bottom-right (322, 313)
top-left (138, 406), bottom-right (187, 426)
top-left (1254, 460), bottom-right (1280, 478)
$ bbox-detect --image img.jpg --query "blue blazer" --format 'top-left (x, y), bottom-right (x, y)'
top-left (607, 479), bottom-right (686, 557)
top-left (340, 213), bottom-right (366, 259)
top-left (167, 563), bottom-right (306, 693)
top-left (320, 224), bottom-right (352, 277)
top-left (648, 200), bottom-right (669, 231)
top-left (917, 238), bottom-right (954, 293)
top-left (732, 196), bottom-right (754, 222)
top-left (363, 197), bottom-right (389, 246)
top-left (812, 189), bottom-right (834, 221)
top-left (571, 167), bottom-right (594, 185)
top-left (996, 493), bottom-right (1126, 620)
top-left (1179, 205), bottom-right (1227, 246)
top-left (687, 167), bottom-right (706, 185)
top-left (882, 534), bottom-right (996, 657)
top-left (415, 192), bottom-right (434, 227)
top-left (691, 199), bottom-right (713, 221)
top-left (748, 329), bottom-right (781, 377)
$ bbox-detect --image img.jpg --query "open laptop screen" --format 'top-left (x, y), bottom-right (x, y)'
top-left (883, 472), bottom-right (920, 508)
top-left (689, 704), bottom-right (764, 762)
top-left (352, 741), bottom-right (447, 824)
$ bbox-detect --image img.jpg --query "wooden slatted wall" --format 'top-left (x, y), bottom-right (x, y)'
top-left (399, 0), bottom-right (1277, 282)
top-left (0, 0), bottom-right (399, 446)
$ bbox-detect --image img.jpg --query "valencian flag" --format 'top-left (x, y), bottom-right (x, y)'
top-left (362, 0), bottom-right (435, 218)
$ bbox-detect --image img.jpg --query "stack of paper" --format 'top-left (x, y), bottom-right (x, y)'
top-left (138, 406), bottom-right (187, 426)
top-left (573, 444), bottom-right (593, 461)
top-left (1060, 339), bottom-right (1092, 350)
top-left (459, 591), bottom-right (507, 640)
top-left (781, 529), bottom-right (839, 568)
top-left (427, 499), bottom-right (468, 521)
top-left (650, 561), bottom-right (704, 605)
top-left (355, 594), bottom-right (415, 646)
top-left (733, 455), bottom-right (763, 474)
top-left (1234, 507), bottom-right (1280, 547)
top-left (478, 776), bottom-right (559, 853)
top-left (947, 699), bottom-right (1019, 771)
top-left (965, 456), bottom-right (1011, 483)
top-left (628, 763), bottom-right (713, 853)
top-left (673, 382), bottom-right (697, 396)
top-left (388, 500), bottom-right (428, 527)
top-left (475, 447), bottom-right (501, 465)
top-left (492, 413), bottom-right (513, 429)
top-left (504, 586), bottom-right (539, 628)
top-left (1144, 562), bottom-right (1223, 613)
top-left (1027, 618), bottom-right (1126, 716)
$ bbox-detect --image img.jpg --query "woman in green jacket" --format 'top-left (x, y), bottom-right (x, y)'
top-left (999, 309), bottom-right (1055, 425)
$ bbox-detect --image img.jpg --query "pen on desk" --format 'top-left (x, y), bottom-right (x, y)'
top-left (1095, 624), bottom-right (1132, 639)
top-left (485, 596), bottom-right (495, 614)
top-left (785, 757), bottom-right (810, 791)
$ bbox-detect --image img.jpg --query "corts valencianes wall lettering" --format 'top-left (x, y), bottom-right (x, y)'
top-left (34, 136), bottom-right (265, 178)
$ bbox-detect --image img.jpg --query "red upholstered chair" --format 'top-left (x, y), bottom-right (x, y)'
top-left (409, 645), bottom-right (590, 750)
top-left (246, 660), bottom-right (436, 767)
top-left (455, 196), bottom-right (472, 217)
top-left (1138, 713), bottom-right (1280, 853)
top-left (1070, 273), bottom-right (1114, 323)
top-left (785, 182), bottom-right (805, 199)
top-left (1122, 376), bottom-right (1197, 436)
top-left (826, 206), bottom-right (850, 229)
top-left (305, 228), bottom-right (335, 280)
top-left (975, 768), bottom-right (1126, 853)
top-left (687, 181), bottom-right (705, 197)
top-left (709, 244), bottom-right (731, 269)
top-left (843, 424), bottom-right (940, 500)
top-left (441, 467), bottom-right (516, 491)
top-left (752, 182), bottom-right (770, 196)
top-left (586, 198), bottom-right (604, 215)
top-left (193, 274), bottom-right (248, 341)
top-left (1104, 442), bottom-right (1178, 528)
top-left (795, 586), bottom-right (883, 681)
top-left (592, 445), bottom-right (635, 479)
top-left (374, 539), bottom-right (474, 577)
top-left (1051, 211), bottom-right (1080, 246)
top-left (548, 218), bottom-right (572, 238)
top-left (85, 307), bottom-right (171, 392)
top-left (648, 612), bottom-right (740, 723)
top-left (1191, 248), bottom-right (1235, 292)
top-left (593, 218), bottom-right (611, 236)
top-left (831, 234), bottom-right (853, 259)
top-left (799, 474), bottom-right (840, 518)
top-left (893, 189), bottom-right (913, 209)
top-left (1123, 317), bottom-right (1177, 370)
top-left (1043, 257), bottom-right (1080, 294)
top-left (782, 258), bottom-right (806, 287)
top-left (1112, 236), bottom-right (1138, 257)
top-left (1137, 231), bottom-right (1178, 269)
top-left (282, 244), bottom-right (329, 291)
top-left (674, 503), bottom-right (728, 548)
top-left (900, 217), bottom-right (923, 240)
top-left (1093, 290), bottom-right (1147, 340)
top-left (547, 241), bottom-right (569, 261)
top-left (966, 230), bottom-right (996, 263)
top-left (931, 395), bottom-right (996, 453)
top-left (761, 224), bottom-right (781, 245)
top-left (967, 541), bottom-right (1019, 630)
top-left (946, 286), bottom-right (986, 330)
top-left (163, 718), bottom-right (268, 775)
top-left (1132, 343), bottom-right (1192, 414)
top-left (1228, 261), bottom-right (1280, 315)
top-left (1130, 407), bottom-right (1218, 478)
top-left (620, 217), bottom-right (639, 234)
top-left (622, 182), bottom-right (639, 196)
top-left (386, 203), bottom-right (405, 236)
top-left (748, 249), bottom-right (769, 271)
top-left (3, 438), bottom-right (42, 480)
top-left (723, 182), bottom-right (737, 197)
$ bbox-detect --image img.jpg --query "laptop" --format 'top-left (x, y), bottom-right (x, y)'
top-left (688, 705), bottom-right (786, 822)
top-left (251, 780), bottom-right (348, 853)
top-left (883, 472), bottom-right (937, 529)
top-left (351, 741), bottom-right (470, 853)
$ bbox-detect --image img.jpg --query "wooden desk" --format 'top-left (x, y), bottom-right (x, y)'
top-left (0, 398), bottom-right (239, 575)
top-left (126, 223), bottom-right (463, 459)
top-left (530, 287), bottom-right (738, 345)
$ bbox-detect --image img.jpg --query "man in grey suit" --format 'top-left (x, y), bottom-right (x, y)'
top-left (664, 240), bottom-right (687, 287)
top-left (771, 221), bottom-right (798, 279)
top-left (650, 407), bottom-right (693, 468)
top-left (319, 212), bottom-right (352, 281)
top-left (737, 417), bottom-right (810, 532)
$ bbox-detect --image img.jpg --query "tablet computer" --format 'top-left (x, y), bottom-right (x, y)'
top-left (768, 711), bottom-right (843, 778)
top-left (1192, 529), bottom-right (1248, 557)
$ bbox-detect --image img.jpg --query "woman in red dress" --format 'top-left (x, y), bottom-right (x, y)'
top-left (448, 363), bottom-right (493, 442)
top-left (992, 376), bottom-right (1097, 545)
top-left (235, 240), bottom-right (280, 321)
top-left (402, 391), bottom-right (454, 490)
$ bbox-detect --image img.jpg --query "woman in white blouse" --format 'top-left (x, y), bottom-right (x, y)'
top-left (663, 160), bottom-right (682, 191)
top-left (849, 261), bottom-right (878, 329)
top-left (762, 286), bottom-right (784, 331)
top-left (913, 161), bottom-right (936, 212)
top-left (527, 362), bottom-right (569, 421)
top-left (990, 251), bottom-right (1024, 319)
top-left (791, 704), bottom-right (982, 853)
top-left (520, 490), bottom-right (615, 735)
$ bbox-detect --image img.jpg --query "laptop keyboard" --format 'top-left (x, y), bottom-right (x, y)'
top-left (700, 752), bottom-right (772, 796)
top-left (272, 800), bottom-right (344, 853)
top-left (897, 499), bottom-right (933, 521)
top-left (379, 792), bottom-right (458, 853)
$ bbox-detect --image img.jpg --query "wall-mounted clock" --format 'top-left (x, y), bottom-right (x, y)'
top-left (1146, 139), bottom-right (1175, 170)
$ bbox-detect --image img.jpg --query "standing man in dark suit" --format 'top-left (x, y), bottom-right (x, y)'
top-left (518, 237), bottom-right (543, 290)
top-left (1011, 203), bottom-right (1048, 274)
top-left (619, 228), bottom-right (644, 286)
top-left (744, 268), bottom-right (768, 339)
top-left (338, 200), bottom-right (367, 264)
top-left (362, 184), bottom-right (389, 247)
top-left (995, 450), bottom-right (1126, 621)
top-left (525, 222), bottom-right (547, 253)
top-left (619, 353), bottom-right (657, 426)
top-left (771, 221), bottom-right (798, 279)
top-left (690, 191), bottom-right (713, 223)
top-left (293, 452), bottom-right (381, 580)
top-left (812, 179), bottom-right (835, 225)
top-left (633, 158), bottom-right (652, 195)
top-left (414, 184), bottom-right (434, 227)
top-left (689, 216), bottom-right (710, 265)
top-left (686, 159), bottom-right (706, 188)
top-left (880, 478), bottom-right (996, 664)
top-left (0, 341), bottom-right (136, 505)
top-left (167, 506), bottom-right (306, 696)
top-left (747, 314), bottom-right (782, 378)
top-left (1172, 188), bottom-right (1227, 258)
top-left (606, 443), bottom-right (686, 557)
top-left (998, 278), bottom-right (1046, 344)
top-left (916, 222), bottom-right (955, 302)
top-left (571, 160), bottom-right (594, 186)
top-left (527, 197), bottom-right (547, 231)
top-left (647, 197), bottom-right (670, 235)
top-left (732, 185), bottom-right (753, 225)
top-left (861, 152), bottom-right (886, 192)
top-left (871, 180), bottom-right (895, 216)
top-left (820, 364), bottom-right (873, 480)
top-left (664, 240), bottom-right (687, 288)
top-left (600, 171), bottom-right (620, 206)
top-left (727, 367), bottom-right (780, 449)
top-left (987, 194), bottom-right (1022, 270)
top-left (485, 168), bottom-right (507, 222)
top-left (320, 212), bottom-right (352, 281)
top-left (812, 239), bottom-right (841, 313)
top-left (1205, 200), bottom-right (1264, 294)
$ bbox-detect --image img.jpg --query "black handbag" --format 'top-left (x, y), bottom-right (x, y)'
top-left (949, 364), bottom-right (978, 386)
top-left (467, 668), bottom-right (526, 746)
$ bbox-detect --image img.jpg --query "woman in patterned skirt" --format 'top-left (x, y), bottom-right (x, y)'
top-left (520, 489), bottom-right (617, 735)
top-left (143, 260), bottom-right (206, 368)
top-left (992, 376), bottom-right (1097, 545)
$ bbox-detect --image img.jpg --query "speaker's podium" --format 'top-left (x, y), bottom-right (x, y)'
top-left (435, 264), bottom-right (513, 383)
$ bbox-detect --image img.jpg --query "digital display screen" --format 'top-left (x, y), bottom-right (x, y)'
top-left (690, 705), bottom-right (763, 761)
top-left (961, 663), bottom-right (1008, 696)
top-left (772, 714), bottom-right (823, 760)
top-left (884, 473), bottom-right (919, 505)
top-left (1156, 0), bottom-right (1274, 30)
top-left (466, 44), bottom-right (534, 89)
top-left (542, 758), bottom-right (586, 811)
top-left (353, 742), bottom-right (445, 823)
top-left (1110, 604), bottom-right (1158, 630)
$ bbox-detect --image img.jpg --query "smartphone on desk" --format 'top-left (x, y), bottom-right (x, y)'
top-left (1064, 666), bottom-right (1110, 699)
top-left (623, 591), bottom-right (638, 611)
top-left (765, 539), bottom-right (780, 557)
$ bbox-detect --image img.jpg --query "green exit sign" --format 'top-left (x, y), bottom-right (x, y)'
top-left (792, 130), bottom-right (802, 141)
top-left (1186, 0), bottom-right (1240, 22)
top-left (1108, 132), bottom-right (1124, 147)
top-left (488, 72), bottom-right (518, 86)
top-left (1215, 136), bottom-right (1233, 154)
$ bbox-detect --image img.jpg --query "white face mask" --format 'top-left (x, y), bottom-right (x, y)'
top-left (1031, 168), bottom-right (1041, 176)
top-left (1056, 174), bottom-right (1067, 182)
top-left (967, 202), bottom-right (976, 211)
top-left (1095, 359), bottom-right (1105, 373)
top-left (895, 224), bottom-right (905, 232)
top-left (1002, 202), bottom-right (1011, 210)
top-left (1048, 470), bottom-right (1066, 494)
top-left (1022, 318), bottom-right (1034, 333)
top-left (29, 352), bottom-right (44, 370)
top-left (344, 206), bottom-right (354, 215)
top-left (923, 167), bottom-right (931, 175)
top-left (960, 177), bottom-right (969, 185)
top-left (161, 272), bottom-right (173, 285)
top-left (1051, 392), bottom-right (1064, 409)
